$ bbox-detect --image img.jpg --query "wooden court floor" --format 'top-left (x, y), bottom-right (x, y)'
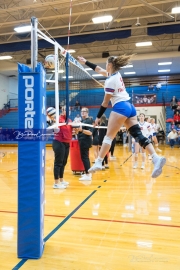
top-left (0, 144), bottom-right (180, 270)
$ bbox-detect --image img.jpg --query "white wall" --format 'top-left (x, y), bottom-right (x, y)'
top-left (0, 74), bottom-right (9, 109)
top-left (8, 77), bottom-right (18, 107)
top-left (135, 105), bottom-right (165, 130)
top-left (8, 78), bottom-right (18, 99)
top-left (0, 75), bottom-right (18, 109)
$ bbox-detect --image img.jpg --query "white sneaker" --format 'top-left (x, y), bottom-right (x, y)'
top-left (148, 155), bottom-right (152, 160)
top-left (61, 180), bottom-right (69, 186)
top-left (53, 183), bottom-right (66, 189)
top-left (79, 174), bottom-right (92, 181)
top-left (133, 164), bottom-right (137, 169)
top-left (105, 165), bottom-right (109, 169)
top-left (102, 166), bottom-right (105, 170)
top-left (151, 156), bottom-right (166, 178)
top-left (88, 160), bottom-right (102, 173)
top-left (141, 164), bottom-right (145, 169)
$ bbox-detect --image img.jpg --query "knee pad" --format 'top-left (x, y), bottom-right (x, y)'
top-left (128, 124), bottom-right (151, 149)
top-left (103, 136), bottom-right (112, 146)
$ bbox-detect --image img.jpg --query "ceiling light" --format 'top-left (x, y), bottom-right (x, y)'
top-left (92, 74), bottom-right (104, 77)
top-left (158, 69), bottom-right (170, 73)
top-left (0, 56), bottom-right (12, 60)
top-left (124, 72), bottom-right (136, 75)
top-left (136, 42), bottom-right (152, 47)
top-left (122, 65), bottom-right (133, 68)
top-left (171, 7), bottom-right (180, 14)
top-left (92, 15), bottom-right (113, 24)
top-left (85, 68), bottom-right (92, 71)
top-left (158, 62), bottom-right (172, 65)
top-left (67, 49), bottom-right (76, 53)
top-left (62, 76), bottom-right (73, 78)
top-left (14, 25), bottom-right (31, 33)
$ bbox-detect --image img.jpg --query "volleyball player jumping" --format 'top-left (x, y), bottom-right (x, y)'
top-left (77, 55), bottom-right (166, 178)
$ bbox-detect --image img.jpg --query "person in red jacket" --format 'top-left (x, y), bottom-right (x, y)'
top-left (173, 111), bottom-right (180, 125)
top-left (47, 106), bottom-right (73, 189)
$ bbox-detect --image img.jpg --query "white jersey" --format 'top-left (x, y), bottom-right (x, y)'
top-left (104, 72), bottom-right (130, 107)
top-left (150, 123), bottom-right (158, 134)
top-left (138, 121), bottom-right (150, 138)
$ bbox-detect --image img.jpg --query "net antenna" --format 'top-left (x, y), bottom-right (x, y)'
top-left (67, 0), bottom-right (73, 51)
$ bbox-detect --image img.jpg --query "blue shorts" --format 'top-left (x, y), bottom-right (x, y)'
top-left (112, 101), bottom-right (136, 118)
top-left (153, 132), bottom-right (157, 136)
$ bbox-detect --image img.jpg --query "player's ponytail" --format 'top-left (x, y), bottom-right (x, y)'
top-left (108, 54), bottom-right (134, 70)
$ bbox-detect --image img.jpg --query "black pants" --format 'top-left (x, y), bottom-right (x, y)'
top-left (52, 140), bottom-right (70, 180)
top-left (109, 137), bottom-right (116, 155)
top-left (79, 146), bottom-right (90, 174)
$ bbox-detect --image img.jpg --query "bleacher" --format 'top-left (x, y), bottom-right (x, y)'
top-left (0, 111), bottom-right (18, 128)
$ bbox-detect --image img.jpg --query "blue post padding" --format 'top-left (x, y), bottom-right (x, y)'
top-left (17, 63), bottom-right (46, 259)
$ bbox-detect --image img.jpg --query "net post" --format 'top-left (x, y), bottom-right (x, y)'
top-left (55, 43), bottom-right (59, 126)
top-left (31, 17), bottom-right (38, 71)
top-left (17, 16), bottom-right (46, 259)
top-left (65, 52), bottom-right (69, 120)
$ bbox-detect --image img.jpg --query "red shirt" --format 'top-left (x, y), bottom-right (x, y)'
top-left (173, 114), bottom-right (180, 122)
top-left (54, 115), bottom-right (72, 143)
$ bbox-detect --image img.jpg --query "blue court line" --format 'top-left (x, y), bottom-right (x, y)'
top-left (12, 189), bottom-right (97, 269)
top-left (12, 259), bottom-right (27, 270)
top-left (120, 154), bottom-right (132, 166)
top-left (166, 165), bottom-right (180, 171)
top-left (44, 189), bottom-right (97, 242)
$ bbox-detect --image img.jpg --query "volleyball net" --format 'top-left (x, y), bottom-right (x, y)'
top-left (17, 16), bottom-right (105, 260)
top-left (30, 16), bottom-right (104, 126)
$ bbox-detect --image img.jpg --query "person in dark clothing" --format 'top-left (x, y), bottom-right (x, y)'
top-left (77, 107), bottom-right (93, 181)
top-left (170, 96), bottom-right (178, 111)
top-left (74, 100), bottom-right (81, 111)
top-left (174, 105), bottom-right (180, 115)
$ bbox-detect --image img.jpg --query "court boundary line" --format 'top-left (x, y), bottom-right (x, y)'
top-left (2, 210), bottom-right (180, 229)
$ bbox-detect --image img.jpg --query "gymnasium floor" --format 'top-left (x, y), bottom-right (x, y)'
top-left (0, 144), bottom-right (180, 270)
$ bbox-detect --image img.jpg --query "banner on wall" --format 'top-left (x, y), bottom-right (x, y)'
top-left (133, 94), bottom-right (156, 104)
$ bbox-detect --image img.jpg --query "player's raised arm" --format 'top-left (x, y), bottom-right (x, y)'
top-left (77, 56), bottom-right (108, 77)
